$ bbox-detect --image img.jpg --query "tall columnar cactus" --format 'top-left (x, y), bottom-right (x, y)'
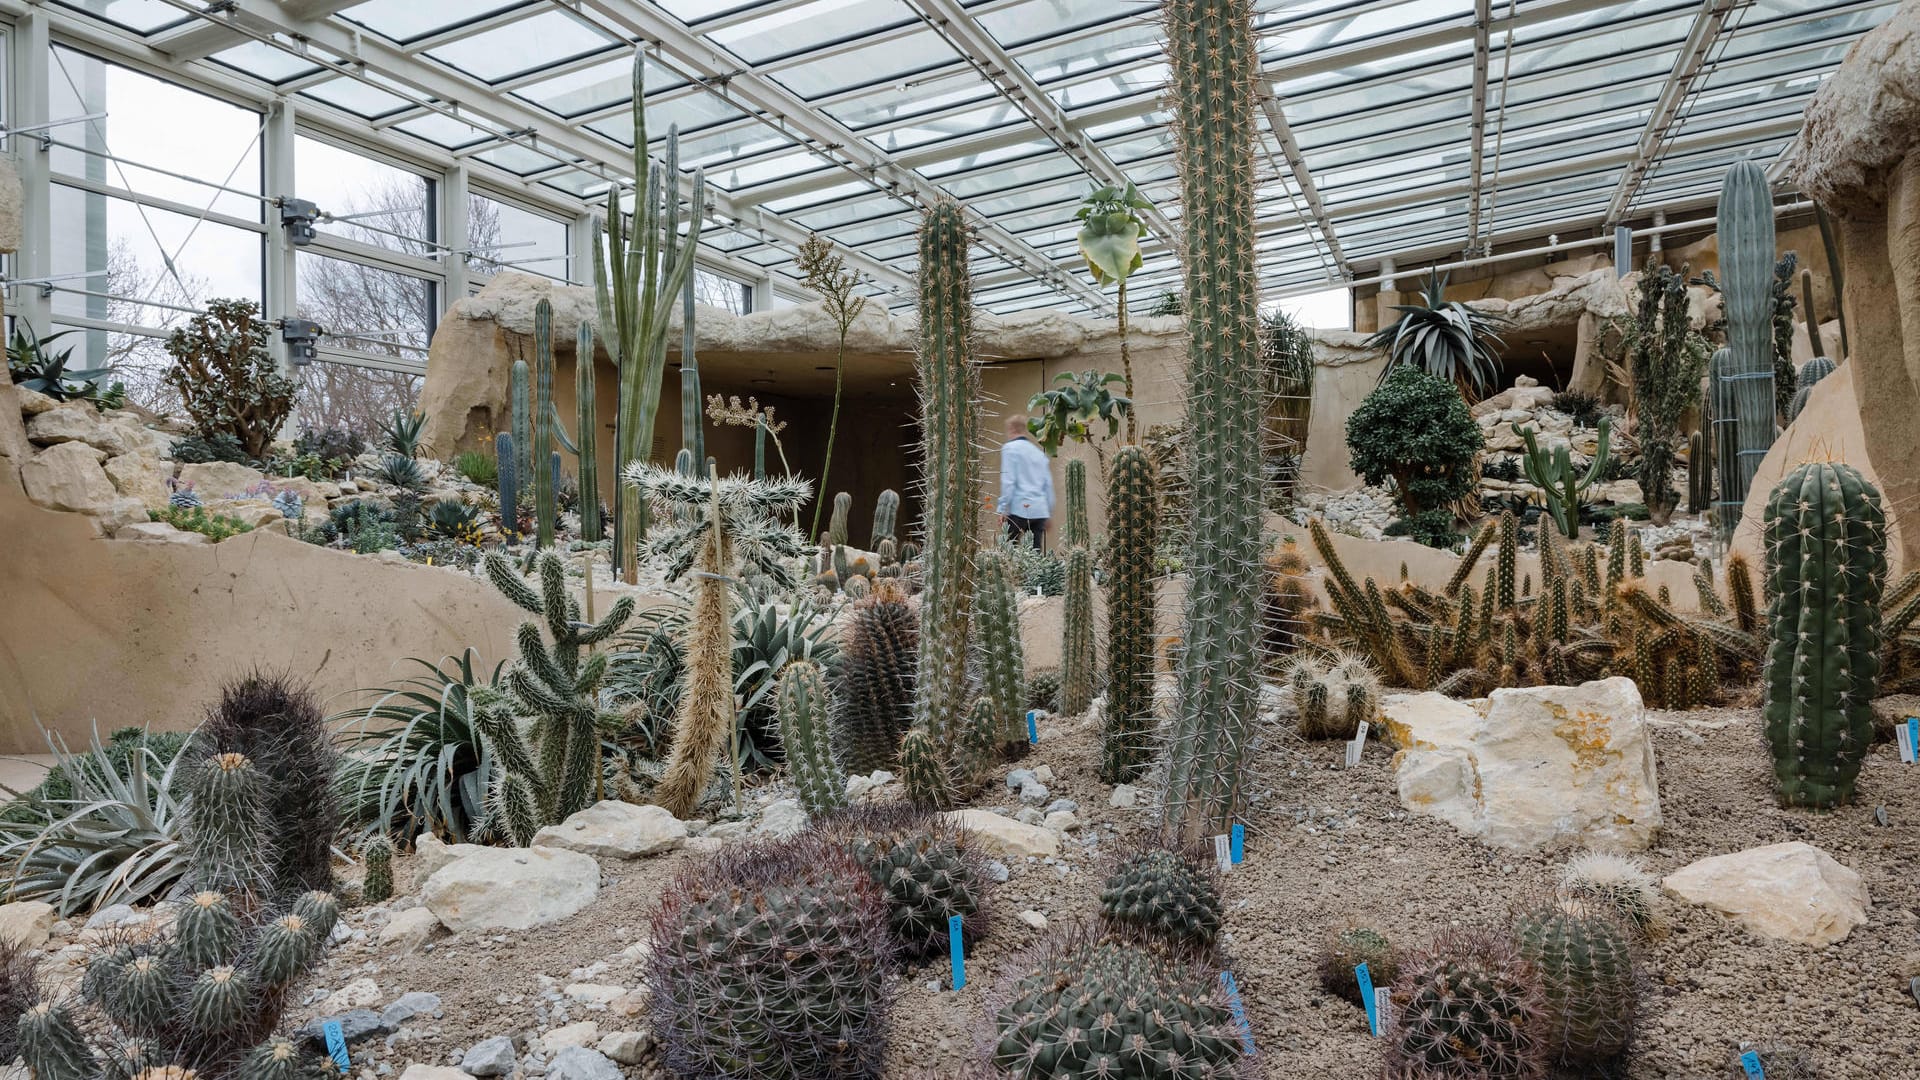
top-left (1061, 545), bottom-right (1096, 717)
top-left (1712, 160), bottom-right (1780, 540)
top-left (872, 489), bottom-right (900, 547)
top-left (534, 300), bottom-right (557, 549)
top-left (680, 270), bottom-right (705, 478)
top-left (829, 491), bottom-right (853, 549)
top-left (1762, 461), bottom-right (1887, 808)
top-left (1515, 418), bottom-right (1611, 539)
top-left (835, 581), bottom-right (918, 774)
top-left (597, 51), bottom-right (706, 583)
top-left (974, 547), bottom-right (1027, 751)
top-left (475, 550), bottom-right (636, 841)
top-left (905, 201), bottom-right (982, 807)
top-left (1687, 428), bottom-right (1712, 513)
top-left (776, 661), bottom-right (845, 816)
top-left (1102, 444), bottom-right (1158, 782)
top-left (361, 836), bottom-right (393, 904)
top-left (510, 358), bottom-right (532, 486)
top-left (1162, 0), bottom-right (1267, 837)
top-left (1063, 459), bottom-right (1089, 548)
top-left (574, 321), bottom-right (602, 542)
top-left (495, 431), bottom-right (518, 538)
top-left (1513, 903), bottom-right (1641, 1066)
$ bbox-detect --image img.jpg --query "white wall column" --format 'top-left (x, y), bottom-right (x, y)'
top-left (440, 163), bottom-right (469, 306)
top-left (262, 95), bottom-right (297, 371)
top-left (8, 10), bottom-right (53, 335)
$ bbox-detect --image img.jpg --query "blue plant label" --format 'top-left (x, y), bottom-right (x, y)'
top-left (1218, 971), bottom-right (1256, 1055)
top-left (1739, 1050), bottom-right (1765, 1079)
top-left (949, 914), bottom-right (966, 990)
top-left (1213, 833), bottom-right (1232, 872)
top-left (1230, 823), bottom-right (1245, 865)
top-left (1356, 962), bottom-right (1380, 1035)
top-left (322, 1019), bottom-right (350, 1074)
top-left (1026, 710), bottom-right (1039, 744)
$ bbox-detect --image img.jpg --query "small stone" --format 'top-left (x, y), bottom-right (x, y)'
top-left (945, 809), bottom-right (1060, 858)
top-left (299, 1010), bottom-right (393, 1049)
top-left (1017, 910), bottom-right (1048, 930)
top-left (1108, 784), bottom-right (1140, 808)
top-left (564, 983), bottom-right (626, 1006)
top-left (532, 801), bottom-right (687, 859)
top-left (1017, 780), bottom-right (1050, 805)
top-left (1044, 799), bottom-right (1078, 814)
top-left (545, 1048), bottom-right (621, 1080)
top-left (596, 1030), bottom-right (654, 1066)
top-left (379, 907), bottom-right (441, 953)
top-left (461, 1037), bottom-right (516, 1077)
top-left (83, 904), bottom-right (138, 931)
top-left (1015, 807), bottom-right (1044, 826)
top-left (332, 978), bottom-right (383, 1009)
top-left (0, 902), bottom-right (56, 948)
top-left (1032, 765), bottom-right (1055, 783)
top-left (1043, 810), bottom-right (1078, 833)
top-left (540, 1021), bottom-right (601, 1053)
top-left (395, 1066), bottom-right (466, 1080)
top-left (705, 820), bottom-right (750, 839)
top-left (606, 988), bottom-right (649, 1017)
top-left (757, 798), bottom-right (808, 838)
top-left (1005, 769), bottom-right (1035, 792)
top-left (381, 991), bottom-right (442, 1027)
top-left (985, 860), bottom-right (1011, 883)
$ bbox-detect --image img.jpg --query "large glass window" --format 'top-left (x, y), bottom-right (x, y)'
top-left (295, 134), bottom-right (435, 255)
top-left (468, 193), bottom-right (571, 282)
top-left (293, 362), bottom-right (424, 442)
top-left (296, 252), bottom-right (436, 366)
top-left (694, 269), bottom-right (752, 315)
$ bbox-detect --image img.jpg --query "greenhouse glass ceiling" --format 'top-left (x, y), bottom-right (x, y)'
top-left (50, 0), bottom-right (1897, 315)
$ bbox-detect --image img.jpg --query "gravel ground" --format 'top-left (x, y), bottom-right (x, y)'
top-left (294, 702), bottom-right (1920, 1079)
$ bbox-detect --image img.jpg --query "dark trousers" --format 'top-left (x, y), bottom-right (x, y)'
top-left (1005, 515), bottom-right (1047, 549)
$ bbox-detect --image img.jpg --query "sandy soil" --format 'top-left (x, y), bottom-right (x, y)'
top-left (294, 704), bottom-right (1920, 1080)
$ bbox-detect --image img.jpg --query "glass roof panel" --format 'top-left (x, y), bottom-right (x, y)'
top-left (709, 0), bottom-right (918, 63)
top-left (824, 70), bottom-right (1001, 129)
top-left (766, 29), bottom-right (964, 100)
top-left (513, 56), bottom-right (688, 118)
top-left (210, 41), bottom-right (323, 83)
top-left (394, 112), bottom-right (495, 150)
top-left (979, 0), bottom-right (1139, 47)
top-left (425, 11), bottom-right (616, 84)
top-left (340, 0), bottom-right (534, 44)
top-left (473, 141), bottom-right (560, 175)
top-left (50, 0), bottom-right (190, 34)
top-left (299, 76), bottom-right (416, 120)
top-left (587, 96), bottom-right (751, 149)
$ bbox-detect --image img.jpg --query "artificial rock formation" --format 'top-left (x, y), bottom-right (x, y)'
top-left (1794, 0), bottom-right (1920, 567)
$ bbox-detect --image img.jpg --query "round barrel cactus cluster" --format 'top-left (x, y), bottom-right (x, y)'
top-left (814, 804), bottom-right (992, 960)
top-left (1098, 846), bottom-right (1224, 952)
top-left (1383, 927), bottom-right (1546, 1080)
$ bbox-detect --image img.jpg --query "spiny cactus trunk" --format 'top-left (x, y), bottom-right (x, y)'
top-left (575, 322), bottom-right (602, 542)
top-left (906, 202), bottom-right (982, 806)
top-left (1102, 444), bottom-right (1158, 782)
top-left (534, 301), bottom-right (557, 549)
top-left (1061, 545), bottom-right (1096, 716)
top-left (655, 493), bottom-right (734, 819)
top-left (680, 270), bottom-right (705, 478)
top-left (1712, 160), bottom-right (1779, 541)
top-left (973, 548), bottom-right (1027, 751)
top-left (1762, 461), bottom-right (1887, 808)
top-left (1064, 459), bottom-right (1089, 548)
top-left (834, 584), bottom-right (917, 774)
top-left (829, 491), bottom-right (853, 549)
top-left (511, 359), bottom-right (532, 488)
top-left (1161, 0), bottom-right (1266, 838)
top-left (872, 489), bottom-right (900, 547)
top-left (778, 662), bottom-right (846, 815)
top-left (496, 431), bottom-right (518, 539)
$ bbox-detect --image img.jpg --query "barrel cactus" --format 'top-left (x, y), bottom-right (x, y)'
top-left (1512, 902), bottom-right (1640, 1066)
top-left (833, 580), bottom-right (917, 774)
top-left (898, 725), bottom-right (952, 809)
top-left (1788, 355), bottom-right (1837, 422)
top-left (1315, 925), bottom-right (1401, 1007)
top-left (813, 804), bottom-right (991, 961)
top-left (1103, 443), bottom-right (1158, 782)
top-left (992, 928), bottom-right (1250, 1079)
top-left (1557, 852), bottom-right (1660, 934)
top-left (1097, 846), bottom-right (1223, 953)
top-left (777, 661), bottom-right (846, 816)
top-left (649, 835), bottom-right (893, 1080)
top-left (1027, 668), bottom-right (1062, 714)
top-left (1762, 460), bottom-right (1887, 808)
top-left (1384, 927), bottom-right (1547, 1080)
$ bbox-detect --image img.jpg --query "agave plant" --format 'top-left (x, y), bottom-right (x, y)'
top-left (607, 607), bottom-right (691, 757)
top-left (1366, 269), bottom-right (1507, 395)
top-left (733, 583), bottom-right (841, 770)
top-left (330, 650), bottom-right (504, 843)
top-left (7, 321), bottom-right (124, 409)
top-left (0, 730), bottom-right (191, 915)
top-left (381, 408), bottom-right (428, 458)
top-left (375, 453), bottom-right (429, 492)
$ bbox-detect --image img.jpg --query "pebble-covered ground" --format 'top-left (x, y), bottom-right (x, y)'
top-left (291, 703), bottom-right (1920, 1080)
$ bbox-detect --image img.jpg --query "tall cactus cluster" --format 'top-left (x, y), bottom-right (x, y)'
top-left (1512, 902), bottom-right (1641, 1067)
top-left (522, 299), bottom-right (604, 548)
top-left (474, 551), bottom-right (636, 843)
top-left (834, 580), bottom-right (918, 774)
top-left (1710, 160), bottom-right (1781, 541)
top-left (1514, 418), bottom-right (1611, 539)
top-left (974, 547), bottom-right (1027, 752)
top-left (777, 661), bottom-right (846, 815)
top-left (1101, 443), bottom-right (1158, 782)
top-left (1260, 537), bottom-right (1316, 661)
top-left (903, 202), bottom-right (982, 809)
top-left (1162, 0), bottom-right (1267, 838)
top-left (1762, 461), bottom-right (1887, 808)
top-left (495, 430), bottom-right (519, 539)
top-left (17, 678), bottom-right (341, 1080)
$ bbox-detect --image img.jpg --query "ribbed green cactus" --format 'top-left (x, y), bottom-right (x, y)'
top-left (1515, 418), bottom-right (1610, 539)
top-left (681, 271), bottom-right (705, 477)
top-left (1098, 847), bottom-right (1223, 952)
top-left (834, 580), bottom-right (916, 774)
top-left (1287, 651), bottom-right (1380, 740)
top-left (906, 201), bottom-right (982, 807)
top-left (777, 661), bottom-right (845, 816)
top-left (1762, 461), bottom-right (1887, 808)
top-left (872, 489), bottom-right (900, 547)
top-left (1102, 444), bottom-right (1157, 782)
top-left (1064, 459), bottom-right (1089, 548)
top-left (573, 321), bottom-right (602, 542)
top-left (17, 1001), bottom-right (92, 1080)
top-left (495, 431), bottom-right (518, 538)
top-left (1061, 545), bottom-right (1095, 717)
top-left (974, 547), bottom-right (1026, 752)
top-left (1687, 428), bottom-right (1712, 513)
top-left (1712, 160), bottom-right (1780, 540)
top-left (475, 550), bottom-right (636, 839)
top-left (898, 726), bottom-right (951, 809)
top-left (534, 301), bottom-right (557, 549)
top-left (816, 804), bottom-right (991, 961)
top-left (993, 930), bottom-right (1244, 1079)
top-left (1385, 928), bottom-right (1546, 1080)
top-left (1513, 903), bottom-right (1640, 1066)
top-left (361, 836), bottom-right (393, 905)
top-left (1160, 0), bottom-right (1266, 838)
top-left (510, 357), bottom-right (532, 487)
top-left (1788, 355), bottom-right (1836, 422)
top-left (829, 491), bottom-right (853, 549)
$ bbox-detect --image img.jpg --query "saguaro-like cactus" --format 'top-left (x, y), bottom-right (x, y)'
top-left (1711, 160), bottom-right (1780, 540)
top-left (1064, 459), bottom-right (1090, 548)
top-left (1061, 545), bottom-right (1096, 717)
top-left (1762, 461), bottom-right (1887, 808)
top-left (680, 270), bottom-right (705, 477)
top-left (1103, 444), bottom-right (1158, 782)
top-left (777, 661), bottom-right (846, 816)
top-left (904, 202), bottom-right (982, 807)
top-left (1515, 417), bottom-right (1612, 539)
top-left (1687, 428), bottom-right (1712, 514)
top-left (510, 358), bottom-right (532, 485)
top-left (495, 431), bottom-right (518, 538)
top-left (1162, 0), bottom-right (1266, 837)
top-left (534, 301), bottom-right (557, 549)
top-left (830, 491), bottom-right (853, 549)
top-left (574, 321), bottom-right (602, 541)
top-left (974, 547), bottom-right (1026, 751)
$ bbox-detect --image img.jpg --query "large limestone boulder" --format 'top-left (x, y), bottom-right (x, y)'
top-left (21, 441), bottom-right (119, 514)
top-left (1793, 2), bottom-right (1920, 568)
top-left (1381, 677), bottom-right (1662, 852)
top-left (0, 384), bottom-right (35, 491)
top-left (944, 809), bottom-right (1059, 858)
top-left (27, 402), bottom-right (131, 455)
top-left (1662, 841), bottom-right (1869, 946)
top-left (412, 834), bottom-right (487, 881)
top-left (532, 801), bottom-right (687, 858)
top-left (177, 460), bottom-right (267, 499)
top-left (420, 846), bottom-right (599, 932)
top-left (104, 453), bottom-right (175, 507)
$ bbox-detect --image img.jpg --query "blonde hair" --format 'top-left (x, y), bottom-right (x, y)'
top-left (1004, 414), bottom-right (1030, 438)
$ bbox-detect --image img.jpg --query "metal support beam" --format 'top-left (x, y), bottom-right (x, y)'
top-left (152, 0), bottom-right (364, 63)
top-left (440, 163), bottom-right (471, 307)
top-left (1603, 0), bottom-right (1739, 225)
top-left (264, 95), bottom-right (298, 371)
top-left (7, 10), bottom-right (54, 337)
top-left (1257, 90), bottom-right (1348, 279)
top-left (1466, 0), bottom-right (1492, 256)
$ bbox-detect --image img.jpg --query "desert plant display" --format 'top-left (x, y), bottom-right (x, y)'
top-left (162, 298), bottom-right (296, 461)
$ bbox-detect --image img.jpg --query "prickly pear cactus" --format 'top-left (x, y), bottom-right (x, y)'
top-left (1097, 847), bottom-right (1223, 951)
top-left (1761, 460), bottom-right (1887, 808)
top-left (1512, 902), bottom-right (1640, 1066)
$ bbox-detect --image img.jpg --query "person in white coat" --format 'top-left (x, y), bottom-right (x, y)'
top-left (997, 413), bottom-right (1054, 549)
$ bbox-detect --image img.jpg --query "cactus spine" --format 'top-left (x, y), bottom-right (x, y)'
top-left (1711, 160), bottom-right (1780, 540)
top-left (361, 836), bottom-right (393, 904)
top-left (777, 661), bottom-right (846, 816)
top-left (973, 548), bottom-right (1026, 751)
top-left (904, 202), bottom-right (981, 809)
top-left (1102, 444), bottom-right (1158, 782)
top-left (1515, 417), bottom-right (1610, 539)
top-left (829, 491), bottom-right (853, 549)
top-left (533, 301), bottom-right (557, 549)
top-left (1061, 545), bottom-right (1096, 717)
top-left (1762, 461), bottom-right (1887, 808)
top-left (495, 431), bottom-right (518, 538)
top-left (872, 489), bottom-right (900, 548)
top-left (575, 322), bottom-right (601, 541)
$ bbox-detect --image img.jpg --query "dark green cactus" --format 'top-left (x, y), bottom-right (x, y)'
top-left (495, 431), bottom-right (518, 538)
top-left (815, 803), bottom-right (991, 961)
top-left (292, 890), bottom-right (339, 941)
top-left (534, 300), bottom-right (557, 549)
top-left (833, 580), bottom-right (917, 775)
top-left (898, 725), bottom-right (952, 810)
top-left (510, 357), bottom-right (532, 486)
top-left (649, 835), bottom-right (893, 1080)
top-left (185, 756), bottom-right (268, 899)
top-left (1712, 160), bottom-right (1780, 540)
top-left (1161, 0), bottom-right (1274, 838)
top-left (1064, 459), bottom-right (1089, 548)
top-left (1513, 903), bottom-right (1640, 1066)
top-left (361, 835), bottom-right (393, 904)
top-left (829, 491), bottom-right (852, 549)
top-left (176, 889), bottom-right (240, 968)
top-left (1788, 355), bottom-right (1836, 422)
top-left (974, 547), bottom-right (1027, 751)
top-left (570, 324), bottom-right (599, 542)
top-left (17, 1001), bottom-right (92, 1080)
top-left (242, 1038), bottom-right (320, 1080)
top-left (1027, 668), bottom-right (1062, 714)
top-left (1102, 445), bottom-right (1158, 782)
top-left (777, 661), bottom-right (846, 815)
top-left (993, 929), bottom-right (1245, 1079)
top-left (476, 550), bottom-right (636, 839)
top-left (1762, 461), bottom-right (1887, 808)
top-left (872, 489), bottom-right (900, 547)
top-left (1385, 928), bottom-right (1546, 1080)
top-left (1515, 417), bottom-right (1610, 540)
top-left (253, 914), bottom-right (317, 987)
top-left (1316, 925), bottom-right (1401, 1007)
top-left (907, 201), bottom-right (981, 804)
top-left (1687, 428), bottom-right (1712, 514)
top-left (1061, 545), bottom-right (1095, 717)
top-left (1098, 847), bottom-right (1223, 952)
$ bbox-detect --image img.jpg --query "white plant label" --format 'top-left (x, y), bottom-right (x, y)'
top-left (1213, 833), bottom-right (1232, 872)
top-left (1345, 720), bottom-right (1370, 768)
top-left (1374, 988), bottom-right (1393, 1036)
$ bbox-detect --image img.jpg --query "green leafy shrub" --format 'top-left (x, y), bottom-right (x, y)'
top-left (1006, 544), bottom-right (1065, 596)
top-left (1347, 366), bottom-right (1484, 518)
top-left (163, 298), bottom-right (296, 461)
top-left (333, 649), bottom-right (504, 844)
top-left (1385, 508), bottom-right (1463, 550)
top-left (150, 506), bottom-right (254, 541)
top-left (454, 449), bottom-right (498, 485)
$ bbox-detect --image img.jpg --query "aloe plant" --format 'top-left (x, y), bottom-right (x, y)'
top-left (1365, 269), bottom-right (1507, 395)
top-left (331, 649), bottom-right (505, 844)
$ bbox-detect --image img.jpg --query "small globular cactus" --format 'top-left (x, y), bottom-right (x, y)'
top-left (1558, 852), bottom-right (1661, 934)
top-left (361, 836), bottom-right (393, 905)
top-left (1286, 651), bottom-right (1380, 741)
top-left (1512, 901), bottom-right (1641, 1067)
top-left (899, 725), bottom-right (953, 809)
top-left (1027, 668), bottom-right (1062, 714)
top-left (777, 661), bottom-right (847, 816)
top-left (1384, 927), bottom-right (1547, 1080)
top-left (813, 804), bottom-right (991, 961)
top-left (1315, 925), bottom-right (1401, 1007)
top-left (1097, 846), bottom-right (1223, 953)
